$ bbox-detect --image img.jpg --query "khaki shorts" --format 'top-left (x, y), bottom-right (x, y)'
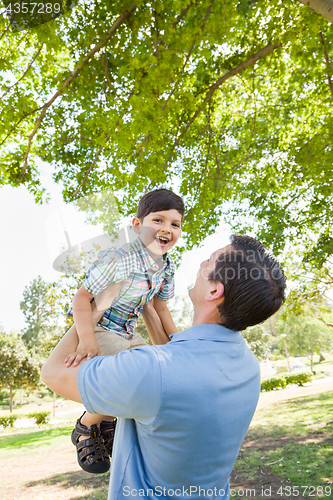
top-left (69, 324), bottom-right (147, 356)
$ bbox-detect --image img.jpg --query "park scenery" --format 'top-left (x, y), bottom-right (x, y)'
top-left (1, 0), bottom-right (333, 499)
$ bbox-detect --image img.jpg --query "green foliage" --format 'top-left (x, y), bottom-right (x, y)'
top-left (261, 374), bottom-right (288, 392)
top-left (20, 275), bottom-right (59, 350)
top-left (0, 332), bottom-right (41, 393)
top-left (261, 371), bottom-right (312, 392)
top-left (27, 411), bottom-right (50, 425)
top-left (242, 324), bottom-right (270, 360)
top-left (277, 313), bottom-right (333, 368)
top-left (169, 295), bottom-right (193, 332)
top-left (1, 0), bottom-right (333, 266)
top-left (284, 371), bottom-right (313, 386)
top-left (0, 414), bottom-right (19, 428)
top-left (134, 315), bottom-right (152, 345)
top-left (74, 189), bottom-right (121, 237)
top-left (0, 411), bottom-right (50, 428)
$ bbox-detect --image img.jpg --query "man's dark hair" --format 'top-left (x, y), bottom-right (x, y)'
top-left (209, 234), bottom-right (286, 331)
top-left (137, 189), bottom-right (185, 221)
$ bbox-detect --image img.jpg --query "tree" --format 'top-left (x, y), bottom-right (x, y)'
top-left (281, 245), bottom-right (333, 328)
top-left (169, 295), bottom-right (193, 332)
top-left (20, 275), bottom-right (58, 350)
top-left (0, 331), bottom-right (40, 412)
top-left (134, 315), bottom-right (152, 345)
top-left (242, 324), bottom-right (271, 360)
top-left (277, 313), bottom-right (333, 372)
top-left (1, 0), bottom-right (333, 263)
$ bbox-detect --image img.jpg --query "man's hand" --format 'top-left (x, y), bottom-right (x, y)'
top-left (64, 339), bottom-right (101, 367)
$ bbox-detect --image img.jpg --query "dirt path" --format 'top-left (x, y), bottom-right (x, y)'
top-left (257, 376), bottom-right (333, 409)
top-left (1, 380), bottom-right (332, 500)
top-left (1, 441), bottom-right (109, 500)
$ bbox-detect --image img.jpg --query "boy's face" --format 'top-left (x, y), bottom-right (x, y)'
top-left (132, 209), bottom-right (182, 256)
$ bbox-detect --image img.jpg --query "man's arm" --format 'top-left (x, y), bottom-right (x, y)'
top-left (41, 325), bottom-right (84, 402)
top-left (153, 297), bottom-right (178, 337)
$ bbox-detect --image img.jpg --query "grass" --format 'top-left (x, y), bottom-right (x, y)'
top-left (232, 391), bottom-right (333, 498)
top-left (1, 392), bottom-right (333, 499)
top-left (0, 425), bottom-right (73, 459)
top-left (299, 353), bottom-right (333, 367)
top-left (271, 353), bottom-right (333, 380)
top-left (0, 393), bottom-right (84, 419)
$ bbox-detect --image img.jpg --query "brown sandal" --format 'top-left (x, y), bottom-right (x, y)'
top-left (71, 414), bottom-right (110, 474)
top-left (100, 419), bottom-right (117, 456)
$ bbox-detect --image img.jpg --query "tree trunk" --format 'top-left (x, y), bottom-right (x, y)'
top-left (9, 387), bottom-right (13, 413)
top-left (296, 0), bottom-right (333, 23)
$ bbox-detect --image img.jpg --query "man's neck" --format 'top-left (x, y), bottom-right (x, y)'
top-left (192, 309), bottom-right (220, 326)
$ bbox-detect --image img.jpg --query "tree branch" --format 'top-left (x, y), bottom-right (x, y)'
top-left (18, 3), bottom-right (137, 181)
top-left (0, 10), bottom-right (17, 41)
top-left (137, 0), bottom-right (215, 154)
top-left (72, 85), bottom-right (137, 197)
top-left (295, 0), bottom-right (333, 23)
top-left (172, 1), bottom-right (196, 28)
top-left (0, 44), bottom-right (44, 101)
top-left (0, 105), bottom-right (44, 148)
top-left (165, 41), bottom-right (282, 166)
top-left (72, 138), bottom-right (110, 198)
top-left (310, 312), bottom-right (333, 328)
top-left (319, 29), bottom-right (333, 98)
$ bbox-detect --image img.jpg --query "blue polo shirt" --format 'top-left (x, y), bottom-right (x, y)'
top-left (78, 324), bottom-right (261, 500)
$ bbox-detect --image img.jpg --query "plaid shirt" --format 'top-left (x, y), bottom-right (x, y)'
top-left (76, 237), bottom-right (175, 339)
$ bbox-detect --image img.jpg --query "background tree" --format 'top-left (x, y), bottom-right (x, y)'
top-left (133, 294), bottom-right (194, 344)
top-left (242, 324), bottom-right (271, 360)
top-left (0, 331), bottom-right (40, 412)
top-left (169, 295), bottom-right (193, 332)
top-left (134, 315), bottom-right (152, 345)
top-left (1, 0), bottom-right (333, 266)
top-left (281, 244), bottom-right (333, 324)
top-left (20, 275), bottom-right (58, 350)
top-left (277, 313), bottom-right (333, 372)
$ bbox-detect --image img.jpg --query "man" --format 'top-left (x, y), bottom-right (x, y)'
top-left (41, 234), bottom-right (286, 500)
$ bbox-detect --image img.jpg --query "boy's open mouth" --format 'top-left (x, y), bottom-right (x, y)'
top-left (155, 236), bottom-right (170, 247)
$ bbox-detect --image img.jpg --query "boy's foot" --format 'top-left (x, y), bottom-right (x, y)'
top-left (100, 419), bottom-right (117, 456)
top-left (71, 415), bottom-right (110, 474)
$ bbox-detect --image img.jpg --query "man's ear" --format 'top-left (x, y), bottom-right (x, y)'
top-left (206, 282), bottom-right (224, 301)
top-left (132, 217), bottom-right (141, 234)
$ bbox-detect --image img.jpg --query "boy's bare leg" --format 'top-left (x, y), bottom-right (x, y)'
top-left (80, 413), bottom-right (115, 427)
top-left (41, 307), bottom-right (116, 436)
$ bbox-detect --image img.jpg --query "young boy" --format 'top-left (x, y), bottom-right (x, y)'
top-left (42, 189), bottom-right (184, 474)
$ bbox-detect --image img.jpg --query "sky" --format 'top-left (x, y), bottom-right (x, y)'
top-left (0, 172), bottom-right (231, 332)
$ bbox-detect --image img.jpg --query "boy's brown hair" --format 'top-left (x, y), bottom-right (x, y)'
top-left (137, 189), bottom-right (185, 221)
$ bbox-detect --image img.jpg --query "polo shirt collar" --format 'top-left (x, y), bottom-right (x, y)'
top-left (170, 324), bottom-right (242, 342)
top-left (132, 237), bottom-right (169, 272)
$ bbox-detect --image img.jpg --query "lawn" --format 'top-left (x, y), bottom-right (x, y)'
top-left (1, 392), bottom-right (332, 500)
top-left (273, 353), bottom-right (333, 379)
top-left (231, 391), bottom-right (333, 499)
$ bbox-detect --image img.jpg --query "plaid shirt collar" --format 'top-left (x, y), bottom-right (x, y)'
top-left (132, 237), bottom-right (170, 273)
